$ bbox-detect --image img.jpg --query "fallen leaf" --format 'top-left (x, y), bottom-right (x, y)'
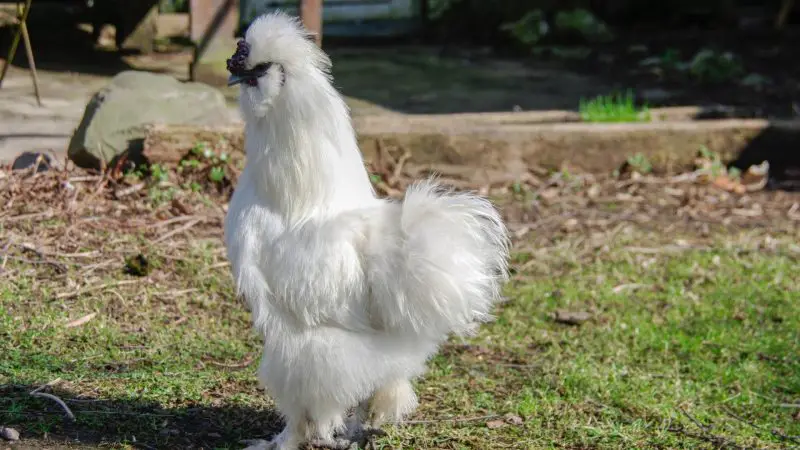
top-left (65, 312), bottom-right (97, 328)
top-left (504, 413), bottom-right (524, 425)
top-left (561, 218), bottom-right (579, 232)
top-left (612, 283), bottom-right (650, 293)
top-left (554, 309), bottom-right (592, 325)
top-left (664, 187), bottom-right (685, 197)
top-left (486, 419), bottom-right (506, 429)
top-left (539, 187), bottom-right (560, 204)
top-left (742, 161), bottom-right (769, 192)
top-left (731, 208), bottom-right (762, 217)
top-left (171, 198), bottom-right (193, 215)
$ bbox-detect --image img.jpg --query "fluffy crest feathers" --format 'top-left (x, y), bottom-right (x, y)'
top-left (244, 11), bottom-right (331, 75)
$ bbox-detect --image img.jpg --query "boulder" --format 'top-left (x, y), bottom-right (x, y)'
top-left (67, 71), bottom-right (231, 169)
top-left (12, 151), bottom-right (52, 172)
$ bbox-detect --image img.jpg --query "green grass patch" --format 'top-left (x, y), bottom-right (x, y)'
top-left (1, 231), bottom-right (798, 449)
top-left (579, 90), bottom-right (650, 123)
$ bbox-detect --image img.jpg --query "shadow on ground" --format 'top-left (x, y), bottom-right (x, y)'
top-left (0, 7), bottom-right (137, 78)
top-left (1, 384), bottom-right (282, 449)
top-left (732, 124), bottom-right (800, 191)
top-left (327, 47), bottom-right (616, 115)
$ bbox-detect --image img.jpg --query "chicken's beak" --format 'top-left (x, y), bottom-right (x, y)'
top-left (227, 74), bottom-right (248, 86)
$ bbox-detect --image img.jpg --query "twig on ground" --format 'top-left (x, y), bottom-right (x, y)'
top-left (678, 407), bottom-right (710, 432)
top-left (68, 175), bottom-right (103, 183)
top-left (674, 407), bottom-right (746, 450)
top-left (156, 288), bottom-right (199, 299)
top-left (114, 183), bottom-right (146, 199)
top-left (152, 218), bottom-right (202, 244)
top-left (203, 261), bottom-right (230, 271)
top-left (56, 279), bottom-right (139, 300)
top-left (402, 414), bottom-right (501, 425)
top-left (65, 312), bottom-right (98, 328)
top-left (373, 180), bottom-right (403, 198)
top-left (79, 258), bottom-right (118, 277)
top-left (207, 354), bottom-right (255, 369)
top-left (30, 378), bottom-right (62, 394)
top-left (0, 237), bottom-right (11, 270)
top-left (29, 392), bottom-right (76, 421)
top-left (153, 215), bottom-right (204, 228)
top-left (52, 251), bottom-right (100, 258)
top-left (625, 245), bottom-right (711, 254)
top-left (0, 211), bottom-right (53, 223)
top-left (389, 149), bottom-right (412, 186)
top-left (668, 426), bottom-right (746, 450)
top-left (722, 406), bottom-right (800, 446)
top-left (30, 379), bottom-right (75, 422)
top-left (611, 283), bottom-right (651, 293)
top-left (6, 256), bottom-right (70, 272)
top-left (17, 243), bottom-right (68, 273)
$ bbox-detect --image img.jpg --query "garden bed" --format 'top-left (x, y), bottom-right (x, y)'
top-left (142, 108), bottom-right (800, 192)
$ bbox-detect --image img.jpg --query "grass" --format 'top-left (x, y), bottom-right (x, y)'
top-left (1, 221), bottom-right (798, 449)
top-left (579, 90), bottom-right (650, 123)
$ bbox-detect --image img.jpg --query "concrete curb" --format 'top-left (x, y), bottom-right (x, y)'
top-left (143, 116), bottom-right (800, 178)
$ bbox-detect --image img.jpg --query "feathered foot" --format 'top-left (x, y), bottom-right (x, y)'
top-left (240, 421), bottom-right (305, 450)
top-left (336, 414), bottom-right (387, 450)
top-left (307, 437), bottom-right (358, 449)
top-left (241, 433), bottom-right (355, 450)
top-left (364, 379), bottom-right (418, 428)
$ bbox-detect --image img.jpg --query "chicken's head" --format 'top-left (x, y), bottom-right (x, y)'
top-left (227, 11), bottom-right (331, 119)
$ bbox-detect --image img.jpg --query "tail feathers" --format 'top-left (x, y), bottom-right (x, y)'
top-left (367, 180), bottom-right (510, 338)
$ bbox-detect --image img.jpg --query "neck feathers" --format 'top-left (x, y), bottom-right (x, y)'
top-left (244, 72), bottom-right (375, 224)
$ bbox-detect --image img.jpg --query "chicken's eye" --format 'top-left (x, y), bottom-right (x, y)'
top-left (252, 63), bottom-right (271, 73)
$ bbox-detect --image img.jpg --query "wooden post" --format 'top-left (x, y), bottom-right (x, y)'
top-left (300, 0), bottom-right (323, 46)
top-left (189, 0), bottom-right (239, 84)
top-left (0, 0), bottom-right (32, 89)
top-left (19, 6), bottom-right (42, 106)
top-left (0, 0), bottom-right (41, 106)
top-left (776, 0), bottom-right (795, 30)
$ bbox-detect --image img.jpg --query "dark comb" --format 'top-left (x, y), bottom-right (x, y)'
top-left (226, 40), bottom-right (250, 75)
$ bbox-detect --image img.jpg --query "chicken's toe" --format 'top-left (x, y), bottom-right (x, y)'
top-left (308, 437), bottom-right (356, 450)
top-left (334, 422), bottom-right (386, 450)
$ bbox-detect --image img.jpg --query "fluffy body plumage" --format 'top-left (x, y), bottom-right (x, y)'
top-left (224, 12), bottom-right (510, 450)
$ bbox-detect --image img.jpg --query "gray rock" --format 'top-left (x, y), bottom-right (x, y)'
top-left (12, 151), bottom-right (52, 172)
top-left (0, 426), bottom-right (20, 441)
top-left (67, 71), bottom-right (230, 169)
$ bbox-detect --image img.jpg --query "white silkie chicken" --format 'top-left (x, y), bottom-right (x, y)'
top-left (223, 12), bottom-right (510, 450)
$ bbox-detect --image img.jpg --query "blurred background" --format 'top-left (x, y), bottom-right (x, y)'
top-left (2, 0), bottom-right (799, 165)
top-left (2, 0), bottom-right (799, 111)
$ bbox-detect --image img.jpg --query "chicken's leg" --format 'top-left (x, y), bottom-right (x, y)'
top-left (241, 416), bottom-right (308, 450)
top-left (365, 379), bottom-right (418, 428)
top-left (334, 380), bottom-right (416, 448)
